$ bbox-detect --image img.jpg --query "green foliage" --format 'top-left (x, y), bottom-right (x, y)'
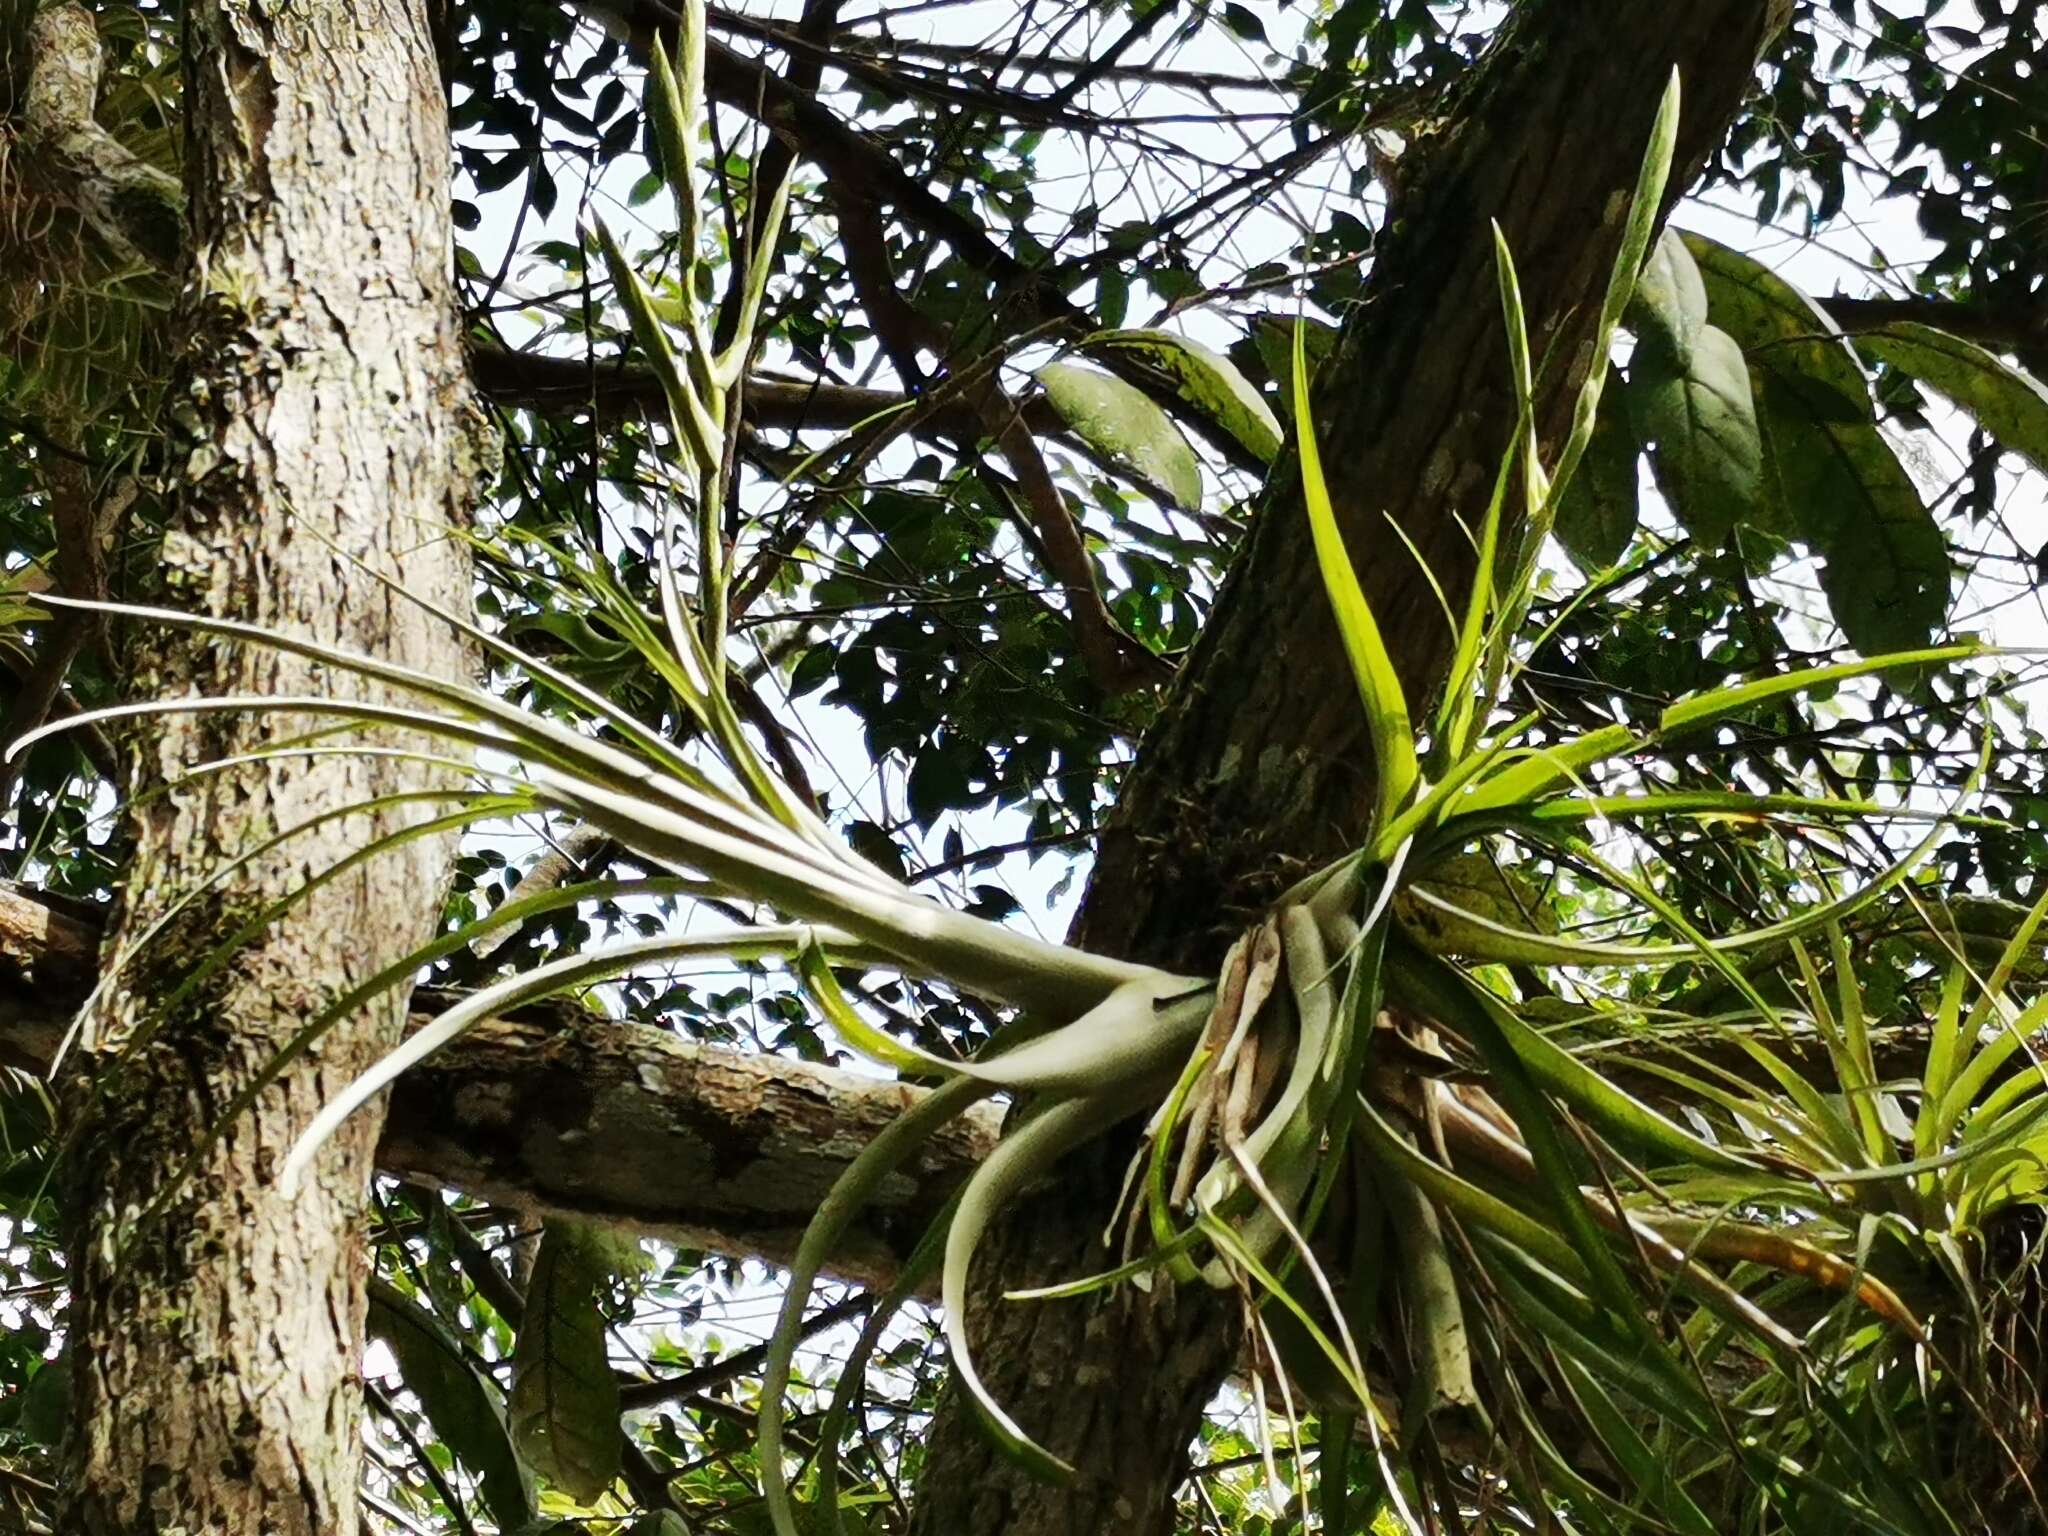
top-left (510, 1226), bottom-right (638, 1504)
top-left (1079, 328), bottom-right (1283, 464)
top-left (1034, 359), bottom-right (1204, 510)
top-left (10, 3), bottom-right (2048, 1535)
top-left (370, 1278), bottom-right (537, 1527)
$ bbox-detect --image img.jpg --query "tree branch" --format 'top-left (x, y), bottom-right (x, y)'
top-left (467, 342), bottom-right (1066, 441)
top-left (1823, 291), bottom-right (2048, 372)
top-left (0, 885), bottom-right (995, 1292)
top-left (11, 4), bottom-right (181, 269)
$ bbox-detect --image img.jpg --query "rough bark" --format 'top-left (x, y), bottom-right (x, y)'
top-left (53, 3), bottom-right (478, 1531)
top-left (907, 6), bottom-right (1785, 1534)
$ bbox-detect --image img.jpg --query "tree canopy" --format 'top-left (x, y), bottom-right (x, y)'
top-left (4, 1), bottom-right (2048, 1533)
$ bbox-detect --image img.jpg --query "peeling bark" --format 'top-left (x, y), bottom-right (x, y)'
top-left (53, 3), bottom-right (478, 1531)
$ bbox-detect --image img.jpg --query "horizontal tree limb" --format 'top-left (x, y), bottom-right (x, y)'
top-left (468, 343), bottom-right (1067, 442)
top-left (0, 883), bottom-right (994, 1290)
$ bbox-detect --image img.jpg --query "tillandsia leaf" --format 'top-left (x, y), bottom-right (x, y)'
top-left (36, 758), bottom-right (514, 1075)
top-left (762, 1074), bottom-right (994, 1536)
top-left (1924, 994), bottom-right (2048, 1163)
top-left (646, 38), bottom-right (702, 287)
top-left (801, 946), bottom-right (1211, 1094)
top-left (529, 761), bottom-right (1180, 1020)
top-left (944, 1088), bottom-right (1161, 1482)
top-left (1916, 964), bottom-right (1974, 1163)
top-left (1638, 1215), bottom-right (1925, 1341)
top-left (20, 622), bottom-right (1161, 1036)
top-left (1431, 230), bottom-right (1524, 768)
top-left (1210, 1216), bottom-right (1359, 1405)
top-left (591, 217), bottom-right (722, 475)
top-left (19, 590), bottom-right (742, 836)
top-left (1542, 68), bottom-right (1680, 517)
top-left (1383, 1123), bottom-right (1488, 1446)
top-left (1461, 986), bottom-right (1763, 1177)
top-left (715, 160), bottom-right (796, 388)
top-left (280, 927), bottom-right (860, 1194)
top-left (1354, 1099), bottom-right (1586, 1284)
top-left (1292, 320), bottom-right (1416, 826)
top-left (1192, 907), bottom-right (1339, 1217)
top-left (1384, 940), bottom-right (1683, 1372)
top-left (1492, 219), bottom-right (1547, 518)
top-left (812, 1207), bottom-right (953, 1536)
top-left (1478, 1236), bottom-right (1718, 1437)
top-left (1953, 882), bottom-right (2048, 1044)
top-left (1551, 366), bottom-right (1642, 573)
top-left (1147, 1045), bottom-right (1215, 1285)
top-left (1453, 642), bottom-right (1991, 816)
top-left (1553, 1353), bottom-right (1718, 1536)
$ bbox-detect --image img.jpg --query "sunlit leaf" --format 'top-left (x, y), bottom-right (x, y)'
top-left (1855, 321), bottom-right (2048, 476)
top-left (1085, 327), bottom-right (1284, 462)
top-left (1632, 324), bottom-right (1763, 546)
top-left (1626, 227), bottom-right (1709, 369)
top-left (1036, 360), bottom-right (1203, 509)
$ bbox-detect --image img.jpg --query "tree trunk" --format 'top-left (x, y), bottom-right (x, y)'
top-left (907, 4), bottom-right (1785, 1533)
top-left (55, 3), bottom-right (478, 1531)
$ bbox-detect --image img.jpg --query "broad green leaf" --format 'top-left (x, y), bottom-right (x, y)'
top-left (1681, 231), bottom-right (1872, 422)
top-left (369, 1278), bottom-right (536, 1528)
top-left (510, 1225), bottom-right (628, 1504)
top-left (1085, 327), bottom-right (1284, 462)
top-left (1552, 367), bottom-right (1641, 571)
top-left (1036, 360), bottom-right (1203, 510)
top-left (1632, 324), bottom-right (1763, 545)
top-left (1752, 367), bottom-right (1949, 654)
top-left (1855, 321), bottom-right (2048, 476)
top-left (1627, 227), bottom-right (1708, 369)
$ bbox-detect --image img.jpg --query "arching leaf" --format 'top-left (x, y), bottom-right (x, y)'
top-left (1680, 231), bottom-right (1872, 423)
top-left (510, 1225), bottom-right (633, 1503)
top-left (369, 1279), bottom-right (536, 1528)
top-left (1035, 361), bottom-right (1203, 510)
top-left (1084, 328), bottom-right (1284, 463)
top-left (1854, 322), bottom-right (2048, 476)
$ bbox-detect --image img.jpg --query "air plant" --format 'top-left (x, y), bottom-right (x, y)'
top-left (22, 18), bottom-right (2048, 1533)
